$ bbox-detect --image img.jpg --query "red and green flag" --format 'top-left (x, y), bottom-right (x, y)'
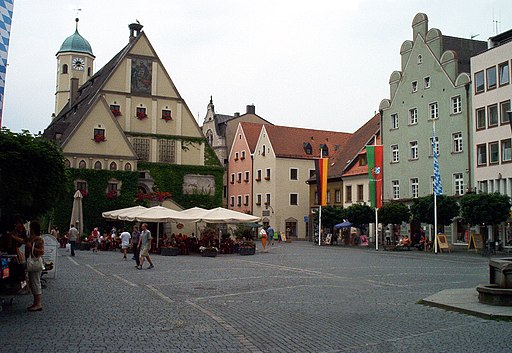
top-left (367, 145), bottom-right (383, 209)
top-left (315, 157), bottom-right (328, 206)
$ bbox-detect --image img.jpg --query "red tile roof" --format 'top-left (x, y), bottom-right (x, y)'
top-left (239, 122), bottom-right (269, 153)
top-left (264, 125), bottom-right (352, 160)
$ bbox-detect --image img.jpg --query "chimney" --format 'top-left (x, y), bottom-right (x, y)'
top-left (129, 22), bottom-right (144, 42)
top-left (234, 112), bottom-right (240, 117)
top-left (70, 78), bottom-right (79, 106)
top-left (246, 104), bottom-right (255, 115)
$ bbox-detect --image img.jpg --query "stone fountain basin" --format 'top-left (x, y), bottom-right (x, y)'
top-left (477, 284), bottom-right (512, 306)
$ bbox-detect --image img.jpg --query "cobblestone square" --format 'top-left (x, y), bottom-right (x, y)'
top-left (1, 242), bottom-right (511, 352)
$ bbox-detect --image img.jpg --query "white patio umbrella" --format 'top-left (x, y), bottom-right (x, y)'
top-left (70, 190), bottom-right (84, 237)
top-left (200, 207), bottom-right (260, 223)
top-left (179, 207), bottom-right (209, 237)
top-left (102, 205), bottom-right (148, 220)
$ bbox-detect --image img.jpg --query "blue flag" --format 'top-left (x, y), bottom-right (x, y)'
top-left (432, 129), bottom-right (443, 196)
top-left (0, 0), bottom-right (14, 127)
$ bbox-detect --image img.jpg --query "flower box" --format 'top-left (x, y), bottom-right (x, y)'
top-left (239, 246), bottom-right (256, 256)
top-left (161, 247), bottom-right (180, 256)
top-left (93, 134), bottom-right (106, 143)
top-left (136, 112), bottom-right (148, 120)
top-left (111, 109), bottom-right (122, 117)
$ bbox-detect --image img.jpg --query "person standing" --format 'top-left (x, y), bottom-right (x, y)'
top-left (68, 223), bottom-right (78, 256)
top-left (138, 223), bottom-right (154, 269)
top-left (131, 225), bottom-right (141, 266)
top-left (26, 221), bottom-right (45, 311)
top-left (119, 228), bottom-right (131, 260)
top-left (267, 226), bottom-right (275, 246)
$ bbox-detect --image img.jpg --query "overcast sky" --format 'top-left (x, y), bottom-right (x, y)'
top-left (2, 0), bottom-right (512, 134)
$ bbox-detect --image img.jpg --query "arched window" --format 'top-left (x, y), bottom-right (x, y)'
top-left (109, 162), bottom-right (117, 170)
top-left (62, 64), bottom-right (68, 74)
top-left (206, 129), bottom-right (213, 145)
top-left (94, 161), bottom-right (102, 170)
top-left (87, 67), bottom-right (91, 77)
top-left (78, 160), bottom-right (87, 169)
top-left (124, 163), bottom-right (132, 171)
top-left (64, 159), bottom-right (71, 168)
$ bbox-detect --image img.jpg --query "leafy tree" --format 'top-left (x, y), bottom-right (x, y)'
top-left (410, 194), bottom-right (460, 226)
top-left (345, 203), bottom-right (374, 229)
top-left (378, 202), bottom-right (410, 226)
top-left (460, 192), bottom-right (511, 226)
top-left (313, 206), bottom-right (345, 230)
top-left (0, 129), bottom-right (66, 231)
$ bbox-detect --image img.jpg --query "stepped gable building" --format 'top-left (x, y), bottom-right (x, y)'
top-left (379, 13), bottom-right (487, 243)
top-left (252, 124), bottom-right (351, 240)
top-left (227, 121), bottom-right (269, 214)
top-left (43, 20), bottom-right (222, 230)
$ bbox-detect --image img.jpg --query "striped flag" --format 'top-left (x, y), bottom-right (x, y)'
top-left (367, 145), bottom-right (383, 208)
top-left (315, 157), bottom-right (328, 206)
top-left (432, 128), bottom-right (443, 196)
top-left (0, 0), bottom-right (14, 127)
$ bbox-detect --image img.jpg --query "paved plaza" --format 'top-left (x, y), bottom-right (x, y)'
top-left (1, 242), bottom-right (512, 352)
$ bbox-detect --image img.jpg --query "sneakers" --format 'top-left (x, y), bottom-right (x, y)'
top-left (136, 265), bottom-right (142, 270)
top-left (148, 264), bottom-right (154, 269)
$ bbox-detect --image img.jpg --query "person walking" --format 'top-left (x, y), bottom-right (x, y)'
top-left (68, 223), bottom-right (78, 256)
top-left (26, 221), bottom-right (45, 311)
top-left (267, 226), bottom-right (275, 246)
top-left (138, 223), bottom-right (154, 269)
top-left (131, 225), bottom-right (141, 266)
top-left (260, 227), bottom-right (268, 252)
top-left (119, 228), bottom-right (131, 260)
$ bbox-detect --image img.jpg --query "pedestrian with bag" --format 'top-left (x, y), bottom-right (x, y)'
top-left (26, 221), bottom-right (45, 311)
top-left (131, 224), bottom-right (141, 267)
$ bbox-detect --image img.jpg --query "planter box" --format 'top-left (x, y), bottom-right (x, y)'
top-left (201, 249), bottom-right (218, 257)
top-left (161, 247), bottom-right (180, 256)
top-left (239, 246), bottom-right (256, 256)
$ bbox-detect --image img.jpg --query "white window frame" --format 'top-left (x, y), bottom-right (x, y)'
top-left (502, 138), bottom-right (512, 162)
top-left (410, 178), bottom-right (419, 198)
top-left (500, 100), bottom-right (511, 124)
top-left (290, 168), bottom-right (298, 181)
top-left (429, 102), bottom-right (439, 120)
top-left (409, 141), bottom-right (418, 160)
top-left (409, 108), bottom-right (418, 125)
top-left (452, 132), bottom-right (463, 153)
top-left (290, 193), bottom-right (298, 206)
top-left (412, 81), bottom-right (418, 93)
top-left (265, 193), bottom-right (271, 205)
top-left (230, 196), bottom-right (235, 207)
top-left (424, 76), bottom-right (431, 89)
top-left (392, 180), bottom-right (400, 200)
top-left (391, 113), bottom-right (399, 129)
top-left (453, 173), bottom-right (464, 196)
top-left (244, 171), bottom-right (250, 182)
top-left (335, 189), bottom-right (341, 203)
top-left (430, 136), bottom-right (439, 156)
top-left (244, 194), bottom-right (250, 206)
top-left (237, 195), bottom-right (242, 206)
top-left (477, 144), bottom-right (487, 166)
top-left (451, 95), bottom-right (462, 115)
top-left (391, 144), bottom-right (399, 163)
top-left (256, 193), bottom-right (262, 205)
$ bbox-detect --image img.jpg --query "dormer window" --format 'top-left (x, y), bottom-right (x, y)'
top-left (319, 144), bottom-right (328, 157)
top-left (303, 142), bottom-right (312, 155)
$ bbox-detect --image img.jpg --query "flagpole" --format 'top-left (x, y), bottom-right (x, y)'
top-left (375, 207), bottom-right (379, 251)
top-left (433, 120), bottom-right (439, 254)
top-left (318, 148), bottom-right (323, 246)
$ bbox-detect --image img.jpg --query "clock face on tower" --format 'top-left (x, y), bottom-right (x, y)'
top-left (72, 57), bottom-right (85, 71)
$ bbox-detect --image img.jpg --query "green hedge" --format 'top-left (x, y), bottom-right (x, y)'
top-left (52, 169), bottom-right (138, 235)
top-left (138, 162), bottom-right (224, 209)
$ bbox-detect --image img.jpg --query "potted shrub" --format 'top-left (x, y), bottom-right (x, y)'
top-left (234, 225), bottom-right (256, 255)
top-left (199, 227), bottom-right (219, 257)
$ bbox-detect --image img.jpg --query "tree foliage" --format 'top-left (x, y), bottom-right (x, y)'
top-left (345, 203), bottom-right (374, 228)
top-left (378, 202), bottom-right (411, 225)
top-left (313, 206), bottom-right (345, 229)
top-left (460, 192), bottom-right (511, 226)
top-left (410, 195), bottom-right (460, 226)
top-left (0, 129), bottom-right (66, 231)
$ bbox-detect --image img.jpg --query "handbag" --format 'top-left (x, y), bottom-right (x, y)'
top-left (26, 242), bottom-right (44, 272)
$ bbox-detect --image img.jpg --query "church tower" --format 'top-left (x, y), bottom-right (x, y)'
top-left (54, 18), bottom-right (95, 117)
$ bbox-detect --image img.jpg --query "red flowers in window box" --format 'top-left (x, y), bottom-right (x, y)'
top-left (136, 111), bottom-right (148, 120)
top-left (79, 190), bottom-right (88, 197)
top-left (94, 134), bottom-right (106, 143)
top-left (106, 190), bottom-right (118, 199)
top-left (111, 109), bottom-right (122, 117)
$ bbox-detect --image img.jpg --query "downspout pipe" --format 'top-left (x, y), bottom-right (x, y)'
top-left (465, 83), bottom-right (472, 192)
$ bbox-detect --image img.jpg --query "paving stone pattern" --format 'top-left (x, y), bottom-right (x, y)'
top-left (1, 243), bottom-right (511, 352)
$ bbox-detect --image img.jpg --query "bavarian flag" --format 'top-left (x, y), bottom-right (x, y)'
top-left (315, 157), bottom-right (328, 206)
top-left (367, 145), bottom-right (383, 209)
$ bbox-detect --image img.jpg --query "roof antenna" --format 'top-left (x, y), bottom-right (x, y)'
top-left (74, 8), bottom-right (82, 30)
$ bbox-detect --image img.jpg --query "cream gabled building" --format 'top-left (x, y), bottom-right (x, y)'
top-left (44, 22), bottom-right (212, 194)
top-left (252, 125), bottom-right (351, 240)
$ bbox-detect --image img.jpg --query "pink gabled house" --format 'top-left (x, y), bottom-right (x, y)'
top-left (227, 122), bottom-right (267, 214)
